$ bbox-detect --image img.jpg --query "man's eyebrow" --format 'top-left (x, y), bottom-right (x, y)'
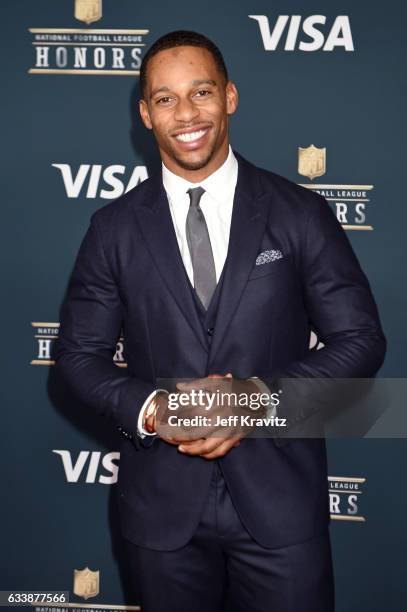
top-left (191, 79), bottom-right (217, 87)
top-left (150, 86), bottom-right (170, 100)
top-left (150, 79), bottom-right (217, 100)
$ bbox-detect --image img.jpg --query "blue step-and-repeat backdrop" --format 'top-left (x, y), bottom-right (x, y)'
top-left (1, 1), bottom-right (406, 611)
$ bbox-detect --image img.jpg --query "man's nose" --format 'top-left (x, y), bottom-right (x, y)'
top-left (174, 97), bottom-right (199, 122)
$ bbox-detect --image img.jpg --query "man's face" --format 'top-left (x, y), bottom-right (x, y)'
top-left (139, 45), bottom-right (238, 178)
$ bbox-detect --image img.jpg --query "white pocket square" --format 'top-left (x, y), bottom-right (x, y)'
top-left (255, 249), bottom-right (283, 266)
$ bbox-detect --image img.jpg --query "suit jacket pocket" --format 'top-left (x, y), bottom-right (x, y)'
top-left (247, 257), bottom-right (290, 280)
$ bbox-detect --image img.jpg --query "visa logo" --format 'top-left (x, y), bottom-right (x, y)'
top-left (52, 163), bottom-right (148, 199)
top-left (249, 15), bottom-right (354, 52)
top-left (53, 450), bottom-right (120, 484)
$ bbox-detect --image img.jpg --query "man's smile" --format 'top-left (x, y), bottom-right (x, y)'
top-left (171, 124), bottom-right (212, 150)
top-left (175, 128), bottom-right (208, 142)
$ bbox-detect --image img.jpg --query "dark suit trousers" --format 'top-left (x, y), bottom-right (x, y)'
top-left (124, 461), bottom-right (335, 612)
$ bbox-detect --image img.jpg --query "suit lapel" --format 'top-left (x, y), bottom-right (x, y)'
top-left (207, 152), bottom-right (270, 369)
top-left (132, 174), bottom-right (208, 352)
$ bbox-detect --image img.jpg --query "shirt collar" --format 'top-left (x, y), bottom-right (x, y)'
top-left (161, 145), bottom-right (238, 205)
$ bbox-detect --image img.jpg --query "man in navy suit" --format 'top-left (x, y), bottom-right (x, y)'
top-left (56, 30), bottom-right (386, 612)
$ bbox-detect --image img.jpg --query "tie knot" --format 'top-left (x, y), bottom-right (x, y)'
top-left (187, 186), bottom-right (205, 208)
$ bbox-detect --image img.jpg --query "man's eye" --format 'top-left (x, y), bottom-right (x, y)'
top-left (156, 96), bottom-right (172, 104)
top-left (195, 90), bottom-right (211, 97)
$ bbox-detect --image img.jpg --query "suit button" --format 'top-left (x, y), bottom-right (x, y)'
top-left (207, 327), bottom-right (214, 336)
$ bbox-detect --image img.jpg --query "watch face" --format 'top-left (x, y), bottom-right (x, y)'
top-left (146, 400), bottom-right (157, 418)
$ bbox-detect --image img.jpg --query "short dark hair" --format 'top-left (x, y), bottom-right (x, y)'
top-left (139, 30), bottom-right (229, 99)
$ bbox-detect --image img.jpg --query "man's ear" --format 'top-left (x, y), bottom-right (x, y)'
top-left (139, 98), bottom-right (153, 130)
top-left (226, 81), bottom-right (238, 116)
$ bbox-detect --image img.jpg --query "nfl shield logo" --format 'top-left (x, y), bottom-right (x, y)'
top-left (75, 0), bottom-right (102, 25)
top-left (298, 144), bottom-right (326, 180)
top-left (73, 567), bottom-right (100, 600)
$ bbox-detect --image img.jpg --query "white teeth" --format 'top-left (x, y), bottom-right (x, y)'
top-left (175, 129), bottom-right (207, 142)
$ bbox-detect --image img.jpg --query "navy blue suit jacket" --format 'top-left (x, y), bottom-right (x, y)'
top-left (55, 151), bottom-right (386, 550)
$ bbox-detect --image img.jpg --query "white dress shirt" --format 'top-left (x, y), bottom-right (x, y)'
top-left (163, 144), bottom-right (238, 284)
top-left (136, 146), bottom-right (273, 438)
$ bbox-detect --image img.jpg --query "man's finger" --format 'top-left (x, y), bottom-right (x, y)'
top-left (178, 437), bottom-right (220, 455)
top-left (176, 378), bottom-right (205, 390)
top-left (178, 435), bottom-right (240, 456)
top-left (199, 437), bottom-right (241, 459)
top-left (161, 435), bottom-right (205, 446)
top-left (176, 376), bottom-right (232, 392)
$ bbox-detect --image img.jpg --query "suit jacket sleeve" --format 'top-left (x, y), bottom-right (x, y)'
top-left (271, 195), bottom-right (386, 435)
top-left (55, 212), bottom-right (156, 449)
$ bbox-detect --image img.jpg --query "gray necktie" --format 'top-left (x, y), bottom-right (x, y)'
top-left (185, 187), bottom-right (217, 309)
